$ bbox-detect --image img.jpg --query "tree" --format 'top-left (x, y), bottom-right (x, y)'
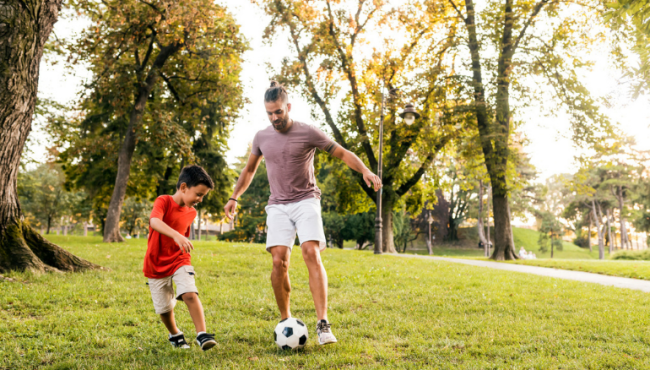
top-left (0, 0), bottom-right (99, 272)
top-left (259, 0), bottom-right (457, 253)
top-left (121, 198), bottom-right (151, 237)
top-left (444, 0), bottom-right (612, 259)
top-left (64, 0), bottom-right (247, 242)
top-left (537, 211), bottom-right (563, 258)
top-left (607, 0), bottom-right (650, 96)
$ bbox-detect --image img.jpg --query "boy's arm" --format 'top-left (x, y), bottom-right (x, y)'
top-left (150, 218), bottom-right (194, 254)
top-left (330, 146), bottom-right (382, 191)
top-left (224, 153), bottom-right (264, 220)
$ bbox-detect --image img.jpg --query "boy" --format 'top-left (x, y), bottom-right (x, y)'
top-left (143, 165), bottom-right (217, 351)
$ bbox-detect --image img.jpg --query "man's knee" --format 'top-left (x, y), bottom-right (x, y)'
top-left (302, 243), bottom-right (322, 266)
top-left (272, 256), bottom-right (290, 272)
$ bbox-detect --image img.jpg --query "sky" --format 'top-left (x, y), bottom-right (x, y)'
top-left (35, 0), bottom-right (650, 182)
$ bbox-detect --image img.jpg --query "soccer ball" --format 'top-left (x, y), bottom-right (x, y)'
top-left (274, 318), bottom-right (308, 350)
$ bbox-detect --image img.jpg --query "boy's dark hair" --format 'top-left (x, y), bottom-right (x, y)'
top-left (176, 165), bottom-right (214, 190)
top-left (264, 81), bottom-right (289, 103)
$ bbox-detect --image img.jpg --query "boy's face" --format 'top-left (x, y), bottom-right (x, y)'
top-left (179, 183), bottom-right (211, 208)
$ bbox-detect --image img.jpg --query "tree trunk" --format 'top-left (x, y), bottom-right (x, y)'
top-left (486, 186), bottom-right (491, 254)
top-left (477, 181), bottom-right (488, 256)
top-left (592, 200), bottom-right (605, 260)
top-left (490, 194), bottom-right (518, 260)
top-left (606, 208), bottom-right (613, 255)
top-left (587, 214), bottom-right (594, 252)
top-left (46, 216), bottom-right (52, 235)
top-left (617, 188), bottom-right (630, 250)
top-left (83, 222), bottom-right (88, 237)
top-left (0, 0), bottom-right (100, 273)
top-left (197, 209), bottom-right (202, 241)
top-left (103, 42), bottom-right (181, 243)
top-left (382, 196), bottom-right (397, 253)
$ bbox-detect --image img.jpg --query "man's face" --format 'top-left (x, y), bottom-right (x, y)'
top-left (265, 99), bottom-right (291, 131)
top-left (180, 183), bottom-right (211, 208)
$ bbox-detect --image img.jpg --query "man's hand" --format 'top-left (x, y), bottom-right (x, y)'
top-left (224, 199), bottom-right (237, 221)
top-left (173, 233), bottom-right (194, 254)
top-left (363, 170), bottom-right (382, 191)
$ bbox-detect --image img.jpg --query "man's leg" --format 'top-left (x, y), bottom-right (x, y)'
top-left (270, 246), bottom-right (292, 320)
top-left (301, 241), bottom-right (327, 321)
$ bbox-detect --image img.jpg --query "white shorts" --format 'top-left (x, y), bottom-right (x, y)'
top-left (147, 265), bottom-right (198, 315)
top-left (265, 198), bottom-right (326, 252)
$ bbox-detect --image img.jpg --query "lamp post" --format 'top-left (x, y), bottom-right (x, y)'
top-left (427, 212), bottom-right (434, 255)
top-left (374, 96), bottom-right (420, 255)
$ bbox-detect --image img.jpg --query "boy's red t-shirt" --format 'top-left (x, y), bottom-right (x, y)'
top-left (143, 195), bottom-right (196, 279)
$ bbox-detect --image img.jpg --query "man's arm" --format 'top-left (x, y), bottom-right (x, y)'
top-left (224, 153), bottom-right (264, 220)
top-left (150, 218), bottom-right (194, 254)
top-left (330, 146), bottom-right (382, 191)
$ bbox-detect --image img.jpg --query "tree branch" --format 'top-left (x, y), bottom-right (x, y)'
top-left (513, 0), bottom-right (550, 53)
top-left (396, 133), bottom-right (453, 196)
top-left (447, 0), bottom-right (466, 21)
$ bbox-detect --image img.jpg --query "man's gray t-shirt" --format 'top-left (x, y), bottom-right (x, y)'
top-left (251, 121), bottom-right (338, 205)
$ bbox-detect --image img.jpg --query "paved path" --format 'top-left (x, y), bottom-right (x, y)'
top-left (391, 254), bottom-right (650, 293)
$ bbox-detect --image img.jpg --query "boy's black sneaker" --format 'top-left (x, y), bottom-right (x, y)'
top-left (168, 332), bottom-right (190, 349)
top-left (195, 333), bottom-right (217, 351)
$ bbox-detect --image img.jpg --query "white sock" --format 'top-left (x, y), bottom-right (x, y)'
top-left (170, 331), bottom-right (183, 337)
top-left (197, 331), bottom-right (206, 337)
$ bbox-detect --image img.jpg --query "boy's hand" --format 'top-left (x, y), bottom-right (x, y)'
top-left (224, 199), bottom-right (237, 221)
top-left (173, 234), bottom-right (194, 254)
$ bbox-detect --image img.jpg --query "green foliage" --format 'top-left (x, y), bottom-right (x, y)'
top-left (17, 164), bottom-right (89, 233)
top-left (393, 207), bottom-right (418, 253)
top-left (120, 198), bottom-right (152, 237)
top-left (52, 0), bottom-right (247, 227)
top-left (537, 212), bottom-right (564, 257)
top-left (220, 150), bottom-right (270, 243)
top-left (611, 249), bottom-right (650, 261)
top-left (606, 0), bottom-right (650, 96)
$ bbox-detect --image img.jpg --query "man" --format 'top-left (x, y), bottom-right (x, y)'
top-left (224, 81), bottom-right (382, 345)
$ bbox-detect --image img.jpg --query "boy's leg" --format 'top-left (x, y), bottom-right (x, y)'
top-left (300, 241), bottom-right (328, 321)
top-left (270, 246), bottom-right (292, 320)
top-left (160, 310), bottom-right (181, 334)
top-left (180, 292), bottom-right (206, 333)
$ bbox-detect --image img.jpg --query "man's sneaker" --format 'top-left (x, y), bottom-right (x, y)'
top-left (195, 332), bottom-right (217, 351)
top-left (168, 332), bottom-right (190, 349)
top-left (316, 320), bottom-right (337, 345)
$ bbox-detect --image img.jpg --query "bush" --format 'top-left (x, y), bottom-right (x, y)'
top-left (611, 250), bottom-right (650, 261)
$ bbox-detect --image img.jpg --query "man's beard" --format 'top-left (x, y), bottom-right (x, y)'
top-left (272, 116), bottom-right (289, 131)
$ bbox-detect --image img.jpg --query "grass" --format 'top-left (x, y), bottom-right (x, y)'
top-left (404, 227), bottom-right (601, 259)
top-left (2, 235), bottom-right (650, 369)
top-left (506, 259), bottom-right (650, 281)
top-left (612, 249), bottom-right (650, 260)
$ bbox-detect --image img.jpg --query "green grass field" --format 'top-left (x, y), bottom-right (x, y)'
top-left (2, 235), bottom-right (650, 369)
top-left (507, 259), bottom-right (650, 281)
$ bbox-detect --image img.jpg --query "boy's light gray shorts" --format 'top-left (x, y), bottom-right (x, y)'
top-left (147, 265), bottom-right (198, 315)
top-left (265, 197), bottom-right (327, 252)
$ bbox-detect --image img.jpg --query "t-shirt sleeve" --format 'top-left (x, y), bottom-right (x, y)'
top-left (309, 126), bottom-right (338, 154)
top-left (150, 196), bottom-right (168, 221)
top-left (251, 132), bottom-right (262, 156)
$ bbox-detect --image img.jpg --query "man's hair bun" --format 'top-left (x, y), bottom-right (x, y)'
top-left (265, 81), bottom-right (288, 103)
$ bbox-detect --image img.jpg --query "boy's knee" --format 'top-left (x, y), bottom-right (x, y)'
top-left (181, 292), bottom-right (198, 304)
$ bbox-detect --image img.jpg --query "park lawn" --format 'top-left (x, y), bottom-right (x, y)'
top-left (1, 236), bottom-right (650, 369)
top-left (506, 259), bottom-right (650, 281)
top-left (404, 227), bottom-right (601, 259)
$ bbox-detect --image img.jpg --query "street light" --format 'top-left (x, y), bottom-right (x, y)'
top-left (374, 95), bottom-right (420, 255)
top-left (399, 103), bottom-right (421, 126)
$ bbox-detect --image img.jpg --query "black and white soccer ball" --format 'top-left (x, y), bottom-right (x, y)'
top-left (274, 318), bottom-right (308, 350)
